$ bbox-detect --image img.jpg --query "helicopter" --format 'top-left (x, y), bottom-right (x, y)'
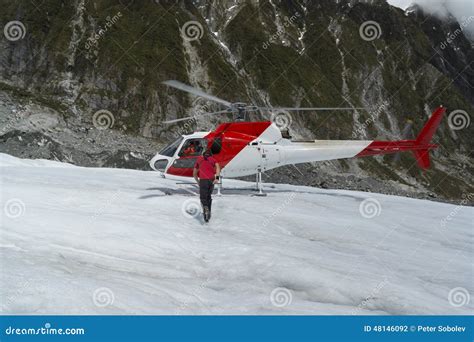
top-left (150, 80), bottom-right (445, 194)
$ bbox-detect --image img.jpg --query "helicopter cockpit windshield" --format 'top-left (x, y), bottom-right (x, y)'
top-left (177, 138), bottom-right (206, 157)
top-left (159, 137), bottom-right (183, 157)
top-left (150, 134), bottom-right (210, 174)
top-left (168, 138), bottom-right (207, 170)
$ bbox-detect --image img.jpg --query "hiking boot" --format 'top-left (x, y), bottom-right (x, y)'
top-left (203, 206), bottom-right (210, 222)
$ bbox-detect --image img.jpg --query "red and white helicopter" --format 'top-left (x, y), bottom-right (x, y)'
top-left (151, 80), bottom-right (445, 194)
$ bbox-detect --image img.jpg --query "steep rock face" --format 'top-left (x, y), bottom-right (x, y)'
top-left (409, 4), bottom-right (474, 105)
top-left (0, 0), bottom-right (472, 202)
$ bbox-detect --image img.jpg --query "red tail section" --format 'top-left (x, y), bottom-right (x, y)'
top-left (412, 106), bottom-right (446, 168)
top-left (415, 106), bottom-right (446, 146)
top-left (356, 106), bottom-right (446, 169)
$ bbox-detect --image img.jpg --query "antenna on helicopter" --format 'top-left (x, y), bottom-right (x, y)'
top-left (161, 80), bottom-right (364, 124)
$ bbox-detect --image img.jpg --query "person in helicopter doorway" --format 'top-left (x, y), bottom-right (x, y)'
top-left (182, 140), bottom-right (197, 156)
top-left (193, 149), bottom-right (220, 222)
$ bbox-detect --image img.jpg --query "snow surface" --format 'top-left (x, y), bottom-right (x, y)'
top-left (0, 153), bottom-right (472, 315)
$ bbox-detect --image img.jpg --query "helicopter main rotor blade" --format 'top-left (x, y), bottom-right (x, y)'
top-left (162, 80), bottom-right (232, 107)
top-left (257, 107), bottom-right (365, 111)
top-left (162, 109), bottom-right (235, 124)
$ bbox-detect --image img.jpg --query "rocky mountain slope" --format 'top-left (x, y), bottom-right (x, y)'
top-left (0, 0), bottom-right (473, 203)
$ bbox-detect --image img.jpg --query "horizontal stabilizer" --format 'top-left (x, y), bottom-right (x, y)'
top-left (356, 106), bottom-right (446, 169)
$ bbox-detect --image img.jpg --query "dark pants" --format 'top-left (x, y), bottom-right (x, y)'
top-left (199, 179), bottom-right (214, 211)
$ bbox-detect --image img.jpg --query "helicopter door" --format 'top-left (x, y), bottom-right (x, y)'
top-left (222, 139), bottom-right (262, 178)
top-left (171, 138), bottom-right (206, 168)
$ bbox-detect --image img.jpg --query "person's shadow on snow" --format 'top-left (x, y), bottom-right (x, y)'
top-left (139, 187), bottom-right (198, 199)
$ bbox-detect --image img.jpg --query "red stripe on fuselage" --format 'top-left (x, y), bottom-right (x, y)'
top-left (356, 140), bottom-right (438, 157)
top-left (166, 163), bottom-right (195, 177)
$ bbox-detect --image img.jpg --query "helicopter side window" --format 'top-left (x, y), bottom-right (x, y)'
top-left (210, 137), bottom-right (222, 154)
top-left (159, 137), bottom-right (183, 157)
top-left (178, 139), bottom-right (205, 157)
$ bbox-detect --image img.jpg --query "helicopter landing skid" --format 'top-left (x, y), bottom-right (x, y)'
top-left (251, 171), bottom-right (267, 197)
top-left (175, 175), bottom-right (268, 197)
top-left (251, 192), bottom-right (267, 197)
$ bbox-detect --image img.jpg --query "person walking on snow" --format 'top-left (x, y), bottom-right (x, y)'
top-left (193, 149), bottom-right (220, 222)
